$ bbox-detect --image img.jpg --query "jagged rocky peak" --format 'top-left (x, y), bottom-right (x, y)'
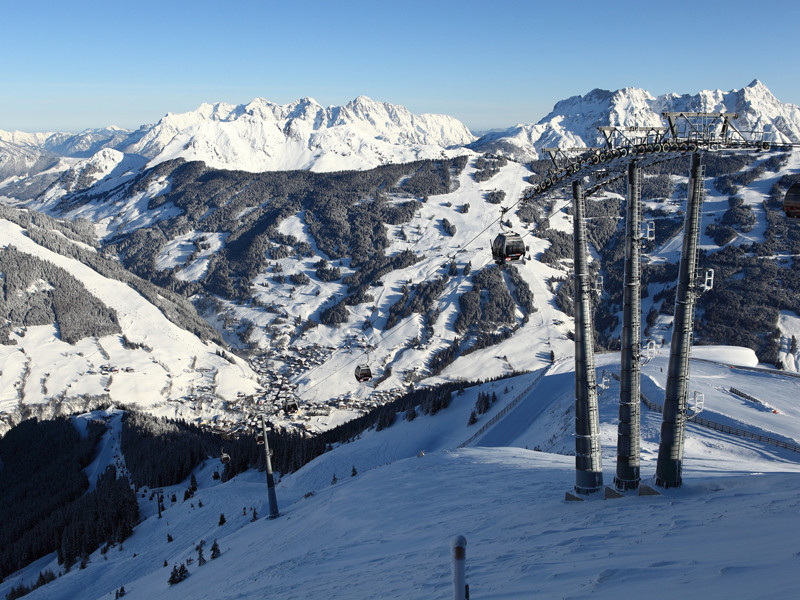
top-left (113, 95), bottom-right (476, 172)
top-left (470, 80), bottom-right (800, 161)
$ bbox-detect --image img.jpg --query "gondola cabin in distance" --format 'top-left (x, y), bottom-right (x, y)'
top-left (354, 364), bottom-right (372, 382)
top-left (785, 183), bottom-right (800, 221)
top-left (491, 232), bottom-right (525, 265)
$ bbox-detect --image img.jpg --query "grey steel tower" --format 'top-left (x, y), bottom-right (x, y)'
top-left (615, 161), bottom-right (643, 490)
top-left (656, 152), bottom-right (704, 488)
top-left (572, 180), bottom-right (603, 494)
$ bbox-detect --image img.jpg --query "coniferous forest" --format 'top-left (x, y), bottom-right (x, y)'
top-left (0, 373), bottom-right (524, 588)
top-left (0, 418), bottom-right (137, 580)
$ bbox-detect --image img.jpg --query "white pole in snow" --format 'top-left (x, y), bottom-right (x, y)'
top-left (451, 535), bottom-right (468, 600)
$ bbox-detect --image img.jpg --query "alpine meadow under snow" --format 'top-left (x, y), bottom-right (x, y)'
top-left (1, 81), bottom-right (800, 599)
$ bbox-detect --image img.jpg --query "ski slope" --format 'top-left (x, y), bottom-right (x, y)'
top-left (3, 346), bottom-right (800, 600)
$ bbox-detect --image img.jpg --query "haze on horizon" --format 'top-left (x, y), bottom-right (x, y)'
top-left (2, 0), bottom-right (799, 134)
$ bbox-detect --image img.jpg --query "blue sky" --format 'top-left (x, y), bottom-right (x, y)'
top-left (2, 0), bottom-right (799, 133)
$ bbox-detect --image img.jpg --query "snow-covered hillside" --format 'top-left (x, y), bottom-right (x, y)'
top-left (0, 217), bottom-right (260, 435)
top-left (2, 348), bottom-right (800, 599)
top-left (4, 145), bottom-right (800, 436)
top-left (471, 80), bottom-right (800, 161)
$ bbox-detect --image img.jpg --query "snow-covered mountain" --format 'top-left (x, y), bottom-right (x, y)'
top-left (3, 82), bottom-right (799, 196)
top-left (0, 209), bottom-right (260, 435)
top-left (0, 126), bottom-right (135, 158)
top-left (118, 96), bottom-right (476, 172)
top-left (0, 139), bottom-right (63, 183)
top-left (2, 83), bottom-right (800, 599)
top-left (470, 80), bottom-right (800, 161)
top-left (1, 96), bottom-right (475, 186)
top-left (2, 82), bottom-right (800, 433)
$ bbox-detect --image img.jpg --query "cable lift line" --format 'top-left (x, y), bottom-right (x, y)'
top-left (274, 110), bottom-right (798, 449)
top-left (287, 200), bottom-right (533, 398)
top-left (290, 117), bottom-right (724, 405)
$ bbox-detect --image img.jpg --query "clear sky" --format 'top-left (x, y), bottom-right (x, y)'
top-left (2, 0), bottom-right (799, 134)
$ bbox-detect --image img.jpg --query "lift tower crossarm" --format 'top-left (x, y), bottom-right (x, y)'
top-left (662, 112), bottom-right (741, 144)
top-left (542, 147), bottom-right (599, 170)
top-left (598, 126), bottom-right (667, 148)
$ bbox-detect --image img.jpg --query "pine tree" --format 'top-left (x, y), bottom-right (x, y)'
top-left (210, 539), bottom-right (221, 559)
top-left (251, 508), bottom-right (258, 522)
top-left (168, 564), bottom-right (188, 585)
top-left (196, 540), bottom-right (206, 566)
top-left (468, 410), bottom-right (477, 425)
top-left (190, 473), bottom-right (198, 492)
top-left (167, 533), bottom-right (173, 543)
top-left (218, 513), bottom-right (226, 526)
top-left (351, 465), bottom-right (357, 477)
top-left (475, 392), bottom-right (490, 414)
top-left (119, 585), bottom-right (126, 597)
top-left (331, 473), bottom-right (337, 485)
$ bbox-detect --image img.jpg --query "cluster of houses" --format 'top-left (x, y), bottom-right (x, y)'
top-left (180, 342), bottom-right (409, 438)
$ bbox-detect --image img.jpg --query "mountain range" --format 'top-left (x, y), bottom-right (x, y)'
top-left (1, 81), bottom-right (800, 599)
top-left (1, 81), bottom-right (800, 429)
top-left (2, 80), bottom-right (799, 193)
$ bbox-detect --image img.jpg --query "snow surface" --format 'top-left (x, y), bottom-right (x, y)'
top-left (3, 348), bottom-right (800, 599)
top-left (0, 219), bottom-right (259, 425)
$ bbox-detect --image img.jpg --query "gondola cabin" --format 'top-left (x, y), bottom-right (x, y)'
top-left (354, 364), bottom-right (372, 382)
top-left (220, 452), bottom-right (230, 464)
top-left (256, 433), bottom-right (265, 445)
top-left (785, 183), bottom-right (800, 221)
top-left (491, 232), bottom-right (525, 265)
